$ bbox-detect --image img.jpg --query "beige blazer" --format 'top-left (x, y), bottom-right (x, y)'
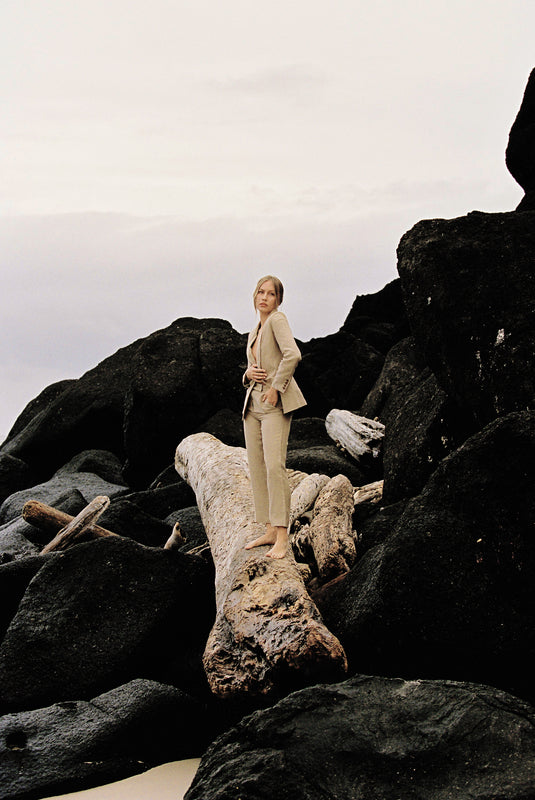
top-left (242, 310), bottom-right (307, 417)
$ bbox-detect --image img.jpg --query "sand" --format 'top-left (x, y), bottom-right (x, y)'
top-left (41, 758), bottom-right (201, 800)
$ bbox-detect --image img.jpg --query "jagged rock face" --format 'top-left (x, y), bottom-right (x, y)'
top-left (506, 67), bottom-right (535, 210)
top-left (359, 336), bottom-right (424, 427)
top-left (341, 278), bottom-right (410, 353)
top-left (0, 537), bottom-right (215, 713)
top-left (381, 369), bottom-right (463, 503)
top-left (1, 679), bottom-right (206, 800)
top-left (186, 674), bottom-right (535, 800)
top-left (397, 210), bottom-right (535, 429)
top-left (318, 411), bottom-right (535, 703)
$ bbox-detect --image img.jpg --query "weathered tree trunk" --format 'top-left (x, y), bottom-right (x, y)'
top-left (326, 409), bottom-right (385, 460)
top-left (308, 474), bottom-right (356, 582)
top-left (22, 499), bottom-right (117, 546)
top-left (175, 432), bottom-right (347, 698)
top-left (289, 472), bottom-right (330, 527)
top-left (35, 496), bottom-right (112, 554)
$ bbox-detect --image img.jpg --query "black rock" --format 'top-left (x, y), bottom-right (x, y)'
top-left (0, 318), bottom-right (247, 490)
top-left (97, 498), bottom-right (173, 546)
top-left (0, 537), bottom-right (215, 713)
top-left (55, 448), bottom-right (126, 486)
top-left (0, 466), bottom-right (127, 527)
top-left (382, 369), bottom-right (463, 503)
top-left (318, 411), bottom-right (535, 703)
top-left (0, 679), bottom-right (206, 800)
top-left (186, 674), bottom-right (535, 800)
top-left (0, 454), bottom-right (33, 507)
top-left (118, 481), bottom-right (196, 520)
top-left (506, 67), bottom-right (535, 210)
top-left (288, 417), bottom-right (333, 450)
top-left (298, 332), bottom-right (385, 418)
top-left (397, 210), bottom-right (535, 429)
top-left (2, 379), bottom-right (75, 443)
top-left (359, 336), bottom-right (424, 427)
top-left (122, 318), bottom-right (246, 487)
top-left (0, 519), bottom-right (40, 561)
top-left (340, 278), bottom-right (410, 353)
top-left (286, 445), bottom-right (367, 486)
top-left (0, 555), bottom-right (52, 640)
top-left (194, 408), bottom-right (245, 447)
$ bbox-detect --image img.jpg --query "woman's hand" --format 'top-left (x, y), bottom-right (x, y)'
top-left (261, 386), bottom-right (279, 407)
top-left (246, 364), bottom-right (267, 383)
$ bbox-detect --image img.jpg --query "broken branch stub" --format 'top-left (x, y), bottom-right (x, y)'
top-left (175, 432), bottom-right (347, 698)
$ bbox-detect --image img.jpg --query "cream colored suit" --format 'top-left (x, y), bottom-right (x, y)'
top-left (242, 310), bottom-right (307, 417)
top-left (242, 310), bottom-right (306, 528)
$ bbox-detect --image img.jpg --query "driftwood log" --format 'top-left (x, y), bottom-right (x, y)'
top-left (325, 409), bottom-right (385, 460)
top-left (289, 472), bottom-right (330, 527)
top-left (307, 474), bottom-right (356, 582)
top-left (22, 496), bottom-right (114, 554)
top-left (175, 433), bottom-right (347, 698)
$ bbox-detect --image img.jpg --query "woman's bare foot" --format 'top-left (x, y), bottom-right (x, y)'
top-left (245, 525), bottom-right (277, 550)
top-left (266, 527), bottom-right (288, 559)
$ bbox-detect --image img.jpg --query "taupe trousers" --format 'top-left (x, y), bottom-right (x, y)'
top-left (242, 310), bottom-right (307, 528)
top-left (243, 387), bottom-right (293, 527)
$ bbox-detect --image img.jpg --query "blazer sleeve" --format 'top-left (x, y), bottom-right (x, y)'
top-left (270, 312), bottom-right (302, 394)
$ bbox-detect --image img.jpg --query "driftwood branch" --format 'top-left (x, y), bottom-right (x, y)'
top-left (26, 496), bottom-right (113, 554)
top-left (175, 433), bottom-right (347, 698)
top-left (22, 499), bottom-right (117, 542)
top-left (325, 409), bottom-right (385, 460)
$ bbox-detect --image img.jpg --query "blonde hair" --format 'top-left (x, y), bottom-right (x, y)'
top-left (253, 275), bottom-right (284, 310)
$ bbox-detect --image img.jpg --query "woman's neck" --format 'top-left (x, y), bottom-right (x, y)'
top-left (258, 307), bottom-right (277, 326)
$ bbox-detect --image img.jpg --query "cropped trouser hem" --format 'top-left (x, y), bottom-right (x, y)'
top-left (243, 389), bottom-right (292, 528)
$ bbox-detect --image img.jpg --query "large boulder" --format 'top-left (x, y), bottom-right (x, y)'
top-left (0, 318), bottom-right (247, 489)
top-left (359, 336), bottom-right (424, 427)
top-left (0, 555), bottom-right (51, 639)
top-left (0, 679), bottom-right (205, 800)
top-left (0, 463), bottom-right (128, 527)
top-left (382, 369), bottom-right (464, 503)
top-left (397, 210), bottom-right (535, 429)
top-left (0, 454), bottom-right (33, 507)
top-left (186, 674), bottom-right (535, 800)
top-left (318, 411), bottom-right (535, 703)
top-left (0, 537), bottom-right (215, 712)
top-left (298, 332), bottom-right (385, 417)
top-left (506, 67), bottom-right (535, 211)
top-left (340, 278), bottom-right (410, 354)
top-left (123, 318), bottom-right (246, 486)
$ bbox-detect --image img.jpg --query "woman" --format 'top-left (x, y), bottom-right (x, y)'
top-left (242, 276), bottom-right (307, 558)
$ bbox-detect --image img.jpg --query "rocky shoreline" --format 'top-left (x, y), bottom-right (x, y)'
top-left (1, 69), bottom-right (535, 799)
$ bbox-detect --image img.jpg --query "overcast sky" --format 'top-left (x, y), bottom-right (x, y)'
top-left (1, 0), bottom-right (533, 441)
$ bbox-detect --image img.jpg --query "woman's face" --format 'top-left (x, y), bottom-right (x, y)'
top-left (255, 280), bottom-right (278, 315)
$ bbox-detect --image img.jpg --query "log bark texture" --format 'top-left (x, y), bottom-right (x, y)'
top-left (325, 409), bottom-right (385, 460)
top-left (354, 479), bottom-right (384, 508)
top-left (175, 433), bottom-right (347, 698)
top-left (308, 474), bottom-right (356, 582)
top-left (289, 472), bottom-right (330, 527)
